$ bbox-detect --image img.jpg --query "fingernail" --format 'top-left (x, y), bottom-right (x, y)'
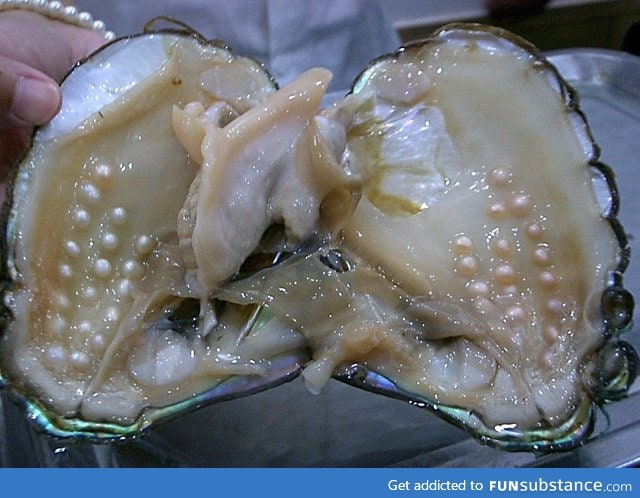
top-left (12, 77), bottom-right (61, 125)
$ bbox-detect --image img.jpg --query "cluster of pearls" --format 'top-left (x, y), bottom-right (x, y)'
top-left (449, 164), bottom-right (569, 371)
top-left (0, 0), bottom-right (115, 41)
top-left (44, 159), bottom-right (157, 373)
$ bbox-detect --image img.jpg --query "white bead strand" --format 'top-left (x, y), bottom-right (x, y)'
top-left (0, 0), bottom-right (115, 41)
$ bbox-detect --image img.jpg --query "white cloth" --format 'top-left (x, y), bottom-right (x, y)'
top-left (73, 0), bottom-right (401, 92)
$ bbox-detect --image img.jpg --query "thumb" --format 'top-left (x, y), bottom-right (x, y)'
top-left (0, 54), bottom-right (61, 128)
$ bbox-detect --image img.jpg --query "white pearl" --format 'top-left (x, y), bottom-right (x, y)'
top-left (70, 351), bottom-right (90, 371)
top-left (62, 5), bottom-right (77, 17)
top-left (53, 293), bottom-right (71, 310)
top-left (78, 320), bottom-right (92, 334)
top-left (488, 166), bottom-right (512, 187)
top-left (134, 235), bottom-right (155, 255)
top-left (90, 334), bottom-right (106, 353)
top-left (47, 316), bottom-right (67, 336)
top-left (526, 222), bottom-right (543, 239)
top-left (64, 240), bottom-right (80, 258)
top-left (456, 255), bottom-right (479, 278)
top-left (72, 208), bottom-right (91, 229)
top-left (94, 258), bottom-right (112, 278)
top-left (539, 271), bottom-right (557, 289)
top-left (46, 1), bottom-right (63, 15)
top-left (545, 298), bottom-right (564, 316)
top-left (466, 280), bottom-right (489, 296)
top-left (58, 263), bottom-right (73, 280)
top-left (94, 163), bottom-right (115, 189)
top-left (111, 207), bottom-right (128, 225)
top-left (492, 238), bottom-right (511, 257)
top-left (104, 306), bottom-right (120, 322)
top-left (495, 264), bottom-right (516, 284)
top-left (487, 202), bottom-right (508, 220)
top-left (505, 305), bottom-right (525, 324)
top-left (533, 246), bottom-right (551, 266)
top-left (100, 232), bottom-right (118, 251)
top-left (508, 194), bottom-right (532, 217)
top-left (80, 182), bottom-right (101, 204)
top-left (83, 286), bottom-right (98, 301)
top-left (122, 259), bottom-right (143, 279)
top-left (45, 345), bottom-right (66, 365)
top-left (77, 11), bottom-right (94, 27)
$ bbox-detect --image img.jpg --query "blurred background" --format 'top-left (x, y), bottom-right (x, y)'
top-left (390, 0), bottom-right (640, 54)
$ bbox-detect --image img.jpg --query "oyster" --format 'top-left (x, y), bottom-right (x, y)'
top-left (0, 23), bottom-right (636, 450)
top-left (0, 31), bottom-right (310, 438)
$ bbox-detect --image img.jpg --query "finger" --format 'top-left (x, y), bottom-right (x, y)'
top-left (0, 54), bottom-right (61, 128)
top-left (0, 11), bottom-right (107, 83)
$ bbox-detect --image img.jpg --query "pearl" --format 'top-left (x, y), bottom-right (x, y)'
top-left (488, 166), bottom-right (512, 187)
top-left (487, 202), bottom-right (508, 220)
top-left (64, 240), bottom-right (81, 258)
top-left (492, 238), bottom-right (511, 257)
top-left (532, 246), bottom-right (551, 266)
top-left (453, 235), bottom-right (473, 254)
top-left (111, 207), bottom-right (128, 225)
top-left (508, 194), bottom-right (532, 217)
top-left (94, 258), bottom-right (112, 278)
top-left (494, 264), bottom-right (516, 284)
top-left (78, 320), bottom-right (92, 334)
top-left (90, 334), bottom-right (106, 353)
top-left (545, 298), bottom-right (564, 317)
top-left (46, 316), bottom-right (67, 336)
top-left (80, 182), bottom-right (101, 204)
top-left (104, 306), bottom-right (120, 322)
top-left (526, 222), bottom-right (543, 240)
top-left (539, 271), bottom-right (557, 289)
top-left (122, 260), bottom-right (143, 279)
top-left (72, 207), bottom-right (91, 229)
top-left (100, 232), bottom-right (118, 251)
top-left (83, 286), bottom-right (98, 301)
top-left (58, 263), bottom-right (73, 280)
top-left (456, 255), bottom-right (479, 277)
top-left (135, 235), bottom-right (155, 255)
top-left (94, 163), bottom-right (115, 189)
top-left (70, 351), bottom-right (90, 371)
top-left (45, 345), bottom-right (67, 365)
top-left (467, 280), bottom-right (490, 296)
top-left (505, 305), bottom-right (525, 324)
top-left (53, 292), bottom-right (70, 310)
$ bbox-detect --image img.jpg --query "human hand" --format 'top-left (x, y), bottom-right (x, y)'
top-left (0, 9), bottom-right (106, 200)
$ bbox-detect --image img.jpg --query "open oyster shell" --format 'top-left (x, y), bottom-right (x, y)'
top-left (0, 23), bottom-right (636, 450)
top-left (322, 24), bottom-right (637, 451)
top-left (0, 30), bottom-right (309, 438)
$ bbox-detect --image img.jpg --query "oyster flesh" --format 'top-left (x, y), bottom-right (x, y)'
top-left (0, 24), bottom-right (636, 450)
